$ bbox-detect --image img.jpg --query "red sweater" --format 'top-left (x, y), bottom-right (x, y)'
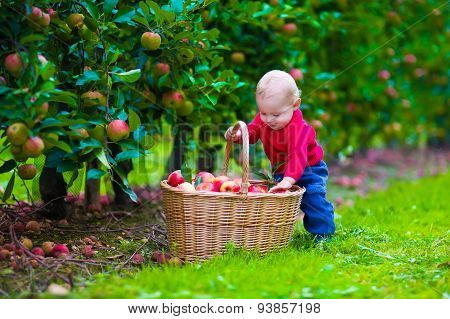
top-left (243, 109), bottom-right (324, 181)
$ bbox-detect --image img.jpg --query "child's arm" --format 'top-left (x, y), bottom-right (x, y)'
top-left (269, 176), bottom-right (296, 193)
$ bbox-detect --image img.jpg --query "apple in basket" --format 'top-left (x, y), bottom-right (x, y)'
top-left (177, 182), bottom-right (196, 192)
top-left (213, 176), bottom-right (231, 190)
top-left (220, 180), bottom-right (241, 193)
top-left (248, 184), bottom-right (268, 193)
top-left (194, 171), bottom-right (215, 184)
top-left (195, 182), bottom-right (218, 192)
top-left (167, 170), bottom-right (185, 187)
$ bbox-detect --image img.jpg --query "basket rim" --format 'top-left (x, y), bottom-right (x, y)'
top-left (160, 180), bottom-right (305, 198)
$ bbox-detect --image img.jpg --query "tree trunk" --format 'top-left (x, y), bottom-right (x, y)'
top-left (39, 165), bottom-right (68, 219)
top-left (84, 160), bottom-right (101, 212)
top-left (167, 119), bottom-right (193, 172)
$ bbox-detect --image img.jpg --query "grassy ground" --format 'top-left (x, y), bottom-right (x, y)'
top-left (67, 173), bottom-right (449, 299)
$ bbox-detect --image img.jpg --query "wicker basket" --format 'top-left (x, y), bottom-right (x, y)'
top-left (160, 121), bottom-right (305, 261)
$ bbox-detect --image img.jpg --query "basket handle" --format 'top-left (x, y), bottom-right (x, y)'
top-left (222, 121), bottom-right (250, 194)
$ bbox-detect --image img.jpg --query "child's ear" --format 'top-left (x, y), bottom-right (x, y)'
top-left (293, 98), bottom-right (301, 109)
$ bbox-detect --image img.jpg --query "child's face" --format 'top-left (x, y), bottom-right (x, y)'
top-left (256, 91), bottom-right (299, 130)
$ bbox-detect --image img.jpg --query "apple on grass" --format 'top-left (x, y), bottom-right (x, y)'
top-left (220, 181), bottom-right (241, 193)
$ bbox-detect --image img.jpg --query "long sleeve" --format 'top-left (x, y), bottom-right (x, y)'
top-left (283, 122), bottom-right (310, 181)
top-left (233, 113), bottom-right (262, 144)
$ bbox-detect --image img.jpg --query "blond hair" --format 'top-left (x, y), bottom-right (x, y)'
top-left (256, 70), bottom-right (301, 103)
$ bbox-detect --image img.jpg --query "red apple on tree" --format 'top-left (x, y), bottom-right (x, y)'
top-left (7, 122), bottom-right (29, 145)
top-left (18, 164), bottom-right (37, 180)
top-left (162, 91), bottom-right (185, 109)
top-left (5, 53), bottom-right (23, 78)
top-left (154, 62), bottom-right (170, 77)
top-left (106, 120), bottom-right (130, 142)
top-left (289, 68), bottom-right (303, 81)
top-left (282, 23), bottom-right (297, 36)
top-left (22, 136), bottom-right (45, 158)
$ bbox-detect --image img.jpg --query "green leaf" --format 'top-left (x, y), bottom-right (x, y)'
top-left (128, 109), bottom-right (141, 132)
top-left (95, 149), bottom-right (111, 169)
top-left (121, 185), bottom-right (138, 203)
top-left (2, 172), bottom-right (15, 202)
top-left (40, 62), bottom-right (56, 81)
top-left (20, 34), bottom-right (46, 44)
top-left (111, 69), bottom-right (141, 83)
top-left (170, 0), bottom-right (183, 14)
top-left (115, 150), bottom-right (141, 162)
top-left (181, 161), bottom-right (192, 182)
top-left (0, 160), bottom-right (16, 174)
top-left (81, 1), bottom-right (99, 19)
top-left (52, 141), bottom-right (73, 154)
top-left (315, 72), bottom-right (336, 81)
top-left (211, 55), bottom-right (224, 69)
top-left (113, 7), bottom-right (136, 24)
top-left (66, 169), bottom-right (79, 189)
top-left (87, 168), bottom-right (107, 180)
top-left (104, 0), bottom-right (119, 14)
top-left (76, 70), bottom-right (100, 86)
top-left (49, 93), bottom-right (77, 108)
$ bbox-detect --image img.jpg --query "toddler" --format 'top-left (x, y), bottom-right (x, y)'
top-left (225, 70), bottom-right (335, 239)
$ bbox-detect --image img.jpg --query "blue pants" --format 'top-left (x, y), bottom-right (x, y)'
top-left (275, 160), bottom-right (335, 237)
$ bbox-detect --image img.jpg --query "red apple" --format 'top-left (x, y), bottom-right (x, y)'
top-left (131, 253), bottom-right (144, 264)
top-left (167, 170), bottom-right (185, 187)
top-left (162, 90), bottom-right (185, 109)
top-left (38, 13), bottom-right (50, 27)
top-left (385, 87), bottom-right (398, 98)
top-left (5, 53), bottom-right (23, 77)
top-left (151, 250), bottom-right (170, 264)
top-left (404, 53), bottom-right (417, 64)
top-left (107, 120), bottom-right (130, 142)
top-left (31, 247), bottom-right (45, 257)
top-left (154, 62), bottom-right (170, 76)
top-left (51, 244), bottom-right (69, 258)
top-left (176, 182), bottom-right (196, 192)
top-left (141, 32), bottom-right (161, 50)
top-left (42, 241), bottom-right (55, 255)
top-left (13, 222), bottom-right (25, 233)
top-left (194, 171), bottom-right (215, 184)
top-left (377, 70), bottom-right (390, 80)
top-left (282, 23), bottom-right (297, 36)
top-left (28, 6), bottom-right (43, 21)
top-left (22, 136), bottom-right (45, 158)
top-left (82, 245), bottom-right (96, 258)
top-left (220, 180), bottom-right (240, 193)
top-left (213, 176), bottom-right (231, 190)
top-left (289, 68), bottom-right (303, 81)
top-left (248, 184), bottom-right (268, 193)
top-left (18, 164), bottom-right (37, 180)
top-left (195, 182), bottom-right (218, 192)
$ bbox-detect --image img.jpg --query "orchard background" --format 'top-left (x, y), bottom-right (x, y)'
top-left (0, 0), bottom-right (448, 298)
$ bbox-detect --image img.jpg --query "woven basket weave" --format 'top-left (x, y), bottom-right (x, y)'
top-left (160, 121), bottom-right (305, 261)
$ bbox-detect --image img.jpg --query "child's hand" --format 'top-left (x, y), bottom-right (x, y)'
top-left (224, 126), bottom-right (242, 141)
top-left (269, 177), bottom-right (296, 193)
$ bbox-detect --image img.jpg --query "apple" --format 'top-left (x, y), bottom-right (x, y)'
top-left (385, 87), bottom-right (398, 98)
top-left (154, 62), bottom-right (170, 77)
top-left (38, 13), bottom-right (51, 27)
top-left (168, 256), bottom-right (183, 266)
top-left (282, 23), bottom-right (297, 36)
top-left (5, 53), bottom-right (23, 77)
top-left (335, 197), bottom-right (344, 205)
top-left (0, 249), bottom-right (10, 261)
top-left (47, 8), bottom-right (57, 19)
top-left (347, 102), bottom-right (357, 113)
top-left (82, 245), bottom-right (96, 258)
top-left (51, 244), bottom-right (69, 258)
top-left (386, 11), bottom-right (401, 25)
top-left (167, 170), bottom-right (185, 187)
top-left (67, 13), bottom-right (84, 28)
top-left (248, 184), bottom-right (268, 193)
top-left (350, 176), bottom-right (363, 188)
top-left (36, 101), bottom-right (49, 117)
top-left (177, 182), bottom-right (196, 192)
top-left (195, 182), bottom-right (218, 192)
top-left (18, 164), bottom-right (37, 180)
top-left (107, 120), bottom-right (130, 142)
top-left (176, 100), bottom-right (194, 116)
top-left (177, 48), bottom-right (194, 64)
top-left (311, 120), bottom-right (323, 129)
top-left (25, 221), bottom-right (40, 232)
top-left (89, 125), bottom-right (106, 143)
top-left (131, 253), bottom-right (144, 264)
top-left (151, 250), bottom-right (170, 264)
top-left (378, 70), bottom-right (390, 80)
top-left (3, 243), bottom-right (15, 251)
top-left (220, 180), bottom-right (240, 193)
top-left (232, 177), bottom-right (242, 185)
top-left (289, 68), bottom-right (303, 81)
top-left (162, 90), bottom-right (185, 109)
top-left (141, 32), bottom-right (161, 50)
top-left (81, 91), bottom-right (106, 107)
top-left (22, 136), bottom-right (45, 158)
top-left (28, 6), bottom-right (42, 21)
top-left (231, 52), bottom-right (245, 64)
top-left (213, 176), bottom-right (231, 190)
top-left (21, 237), bottom-right (33, 250)
top-left (194, 171), bottom-right (215, 184)
top-left (404, 53), bottom-right (417, 64)
top-left (7, 122), bottom-right (28, 145)
top-left (13, 222), bottom-right (25, 233)
top-left (31, 247), bottom-right (45, 257)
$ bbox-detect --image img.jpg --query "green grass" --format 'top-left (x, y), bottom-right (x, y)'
top-left (68, 173), bottom-right (449, 299)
